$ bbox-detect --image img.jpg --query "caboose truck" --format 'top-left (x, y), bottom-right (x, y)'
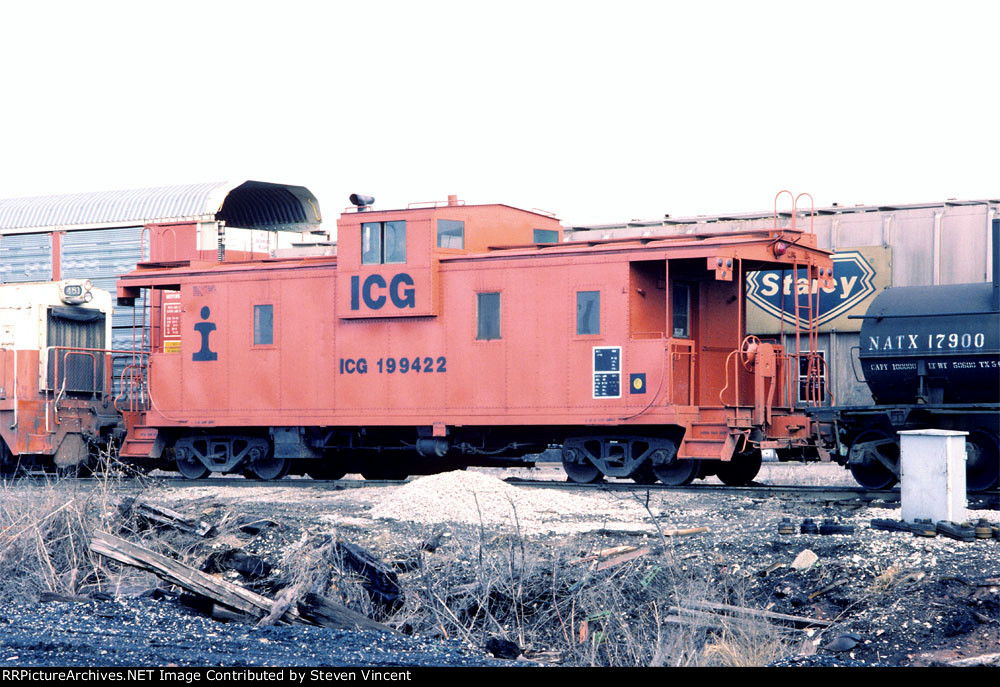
top-left (0, 280), bottom-right (120, 475)
top-left (116, 194), bottom-right (834, 483)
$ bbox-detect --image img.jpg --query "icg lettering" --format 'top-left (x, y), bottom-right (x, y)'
top-left (339, 356), bottom-right (447, 374)
top-left (350, 273), bottom-right (415, 311)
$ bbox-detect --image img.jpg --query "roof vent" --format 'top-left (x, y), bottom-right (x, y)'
top-left (349, 194), bottom-right (375, 210)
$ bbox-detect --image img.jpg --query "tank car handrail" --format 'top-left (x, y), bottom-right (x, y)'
top-left (848, 346), bottom-right (865, 383)
top-left (849, 311), bottom-right (999, 319)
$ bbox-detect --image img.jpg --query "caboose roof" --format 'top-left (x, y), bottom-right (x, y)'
top-left (339, 202), bottom-right (558, 222)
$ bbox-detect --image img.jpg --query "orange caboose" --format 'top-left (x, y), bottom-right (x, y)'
top-left (116, 196), bottom-right (834, 483)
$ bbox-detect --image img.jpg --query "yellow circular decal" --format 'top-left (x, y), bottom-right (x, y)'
top-left (633, 378), bottom-right (643, 390)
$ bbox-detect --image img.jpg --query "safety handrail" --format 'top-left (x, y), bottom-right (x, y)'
top-left (773, 189), bottom-right (816, 234)
top-left (719, 338), bottom-right (829, 412)
top-left (111, 351), bottom-right (151, 414)
top-left (720, 350), bottom-right (740, 408)
top-left (43, 346), bottom-right (106, 396)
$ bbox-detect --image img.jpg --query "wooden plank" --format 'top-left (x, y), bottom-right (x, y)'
top-left (298, 593), bottom-right (397, 634)
top-left (90, 531), bottom-right (394, 633)
top-left (90, 531), bottom-right (306, 624)
top-left (676, 600), bottom-right (831, 628)
top-left (135, 502), bottom-right (214, 537)
top-left (596, 547), bottom-right (650, 571)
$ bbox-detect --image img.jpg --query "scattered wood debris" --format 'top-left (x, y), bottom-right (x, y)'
top-left (330, 538), bottom-right (403, 612)
top-left (673, 600), bottom-right (832, 629)
top-left (296, 592), bottom-right (395, 633)
top-left (808, 579), bottom-right (847, 600)
top-left (202, 549), bottom-right (273, 580)
top-left (89, 532), bottom-right (392, 633)
top-left (133, 501), bottom-right (215, 537)
top-left (568, 545), bottom-right (638, 565)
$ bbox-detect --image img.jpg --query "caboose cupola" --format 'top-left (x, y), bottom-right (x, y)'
top-left (335, 196), bottom-right (563, 319)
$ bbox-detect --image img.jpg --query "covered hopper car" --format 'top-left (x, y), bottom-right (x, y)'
top-left (114, 195), bottom-right (835, 484)
top-left (810, 218), bottom-right (1000, 492)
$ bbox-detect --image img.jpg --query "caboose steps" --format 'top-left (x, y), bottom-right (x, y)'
top-left (119, 424), bottom-right (161, 459)
top-left (678, 439), bottom-right (738, 460)
top-left (678, 427), bottom-right (738, 461)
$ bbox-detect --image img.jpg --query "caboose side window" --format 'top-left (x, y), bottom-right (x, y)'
top-left (477, 292), bottom-right (501, 340)
top-left (362, 221), bottom-right (407, 264)
top-left (533, 228), bottom-right (559, 244)
top-left (577, 291), bottom-right (600, 335)
top-left (254, 304), bottom-right (274, 345)
top-left (437, 220), bottom-right (465, 249)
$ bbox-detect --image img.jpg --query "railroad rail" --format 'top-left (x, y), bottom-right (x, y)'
top-left (6, 473), bottom-right (997, 509)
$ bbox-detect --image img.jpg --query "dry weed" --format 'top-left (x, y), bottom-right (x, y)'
top-left (382, 520), bottom-right (793, 667)
top-left (0, 446), bottom-right (163, 603)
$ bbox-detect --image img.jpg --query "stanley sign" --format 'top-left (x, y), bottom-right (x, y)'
top-left (746, 245), bottom-right (891, 334)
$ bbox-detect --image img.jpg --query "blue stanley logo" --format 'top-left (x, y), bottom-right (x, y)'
top-left (746, 251), bottom-right (877, 328)
top-left (193, 306), bottom-right (218, 361)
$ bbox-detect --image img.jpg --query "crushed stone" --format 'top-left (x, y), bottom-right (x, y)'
top-left (363, 470), bottom-right (655, 534)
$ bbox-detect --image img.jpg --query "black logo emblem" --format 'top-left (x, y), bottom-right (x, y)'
top-left (193, 306), bottom-right (217, 361)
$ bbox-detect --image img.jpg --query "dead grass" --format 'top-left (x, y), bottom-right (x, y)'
top-left (0, 447), bottom-right (163, 603)
top-left (0, 459), bottom-right (804, 666)
top-left (267, 515), bottom-right (797, 667)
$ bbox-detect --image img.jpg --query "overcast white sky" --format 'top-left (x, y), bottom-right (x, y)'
top-left (0, 1), bottom-right (996, 226)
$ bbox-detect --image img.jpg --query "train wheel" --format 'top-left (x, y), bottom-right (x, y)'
top-left (966, 430), bottom-right (999, 492)
top-left (629, 461), bottom-right (657, 485)
top-left (176, 454), bottom-right (210, 480)
top-left (307, 463), bottom-right (348, 480)
top-left (848, 430), bottom-right (898, 490)
top-left (360, 471), bottom-right (409, 481)
top-left (561, 450), bottom-right (602, 483)
top-left (248, 456), bottom-right (290, 481)
top-left (0, 440), bottom-right (19, 479)
top-left (716, 450), bottom-right (763, 487)
top-left (652, 458), bottom-right (701, 486)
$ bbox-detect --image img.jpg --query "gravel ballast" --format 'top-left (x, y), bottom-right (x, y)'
top-left (1, 464), bottom-right (997, 667)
